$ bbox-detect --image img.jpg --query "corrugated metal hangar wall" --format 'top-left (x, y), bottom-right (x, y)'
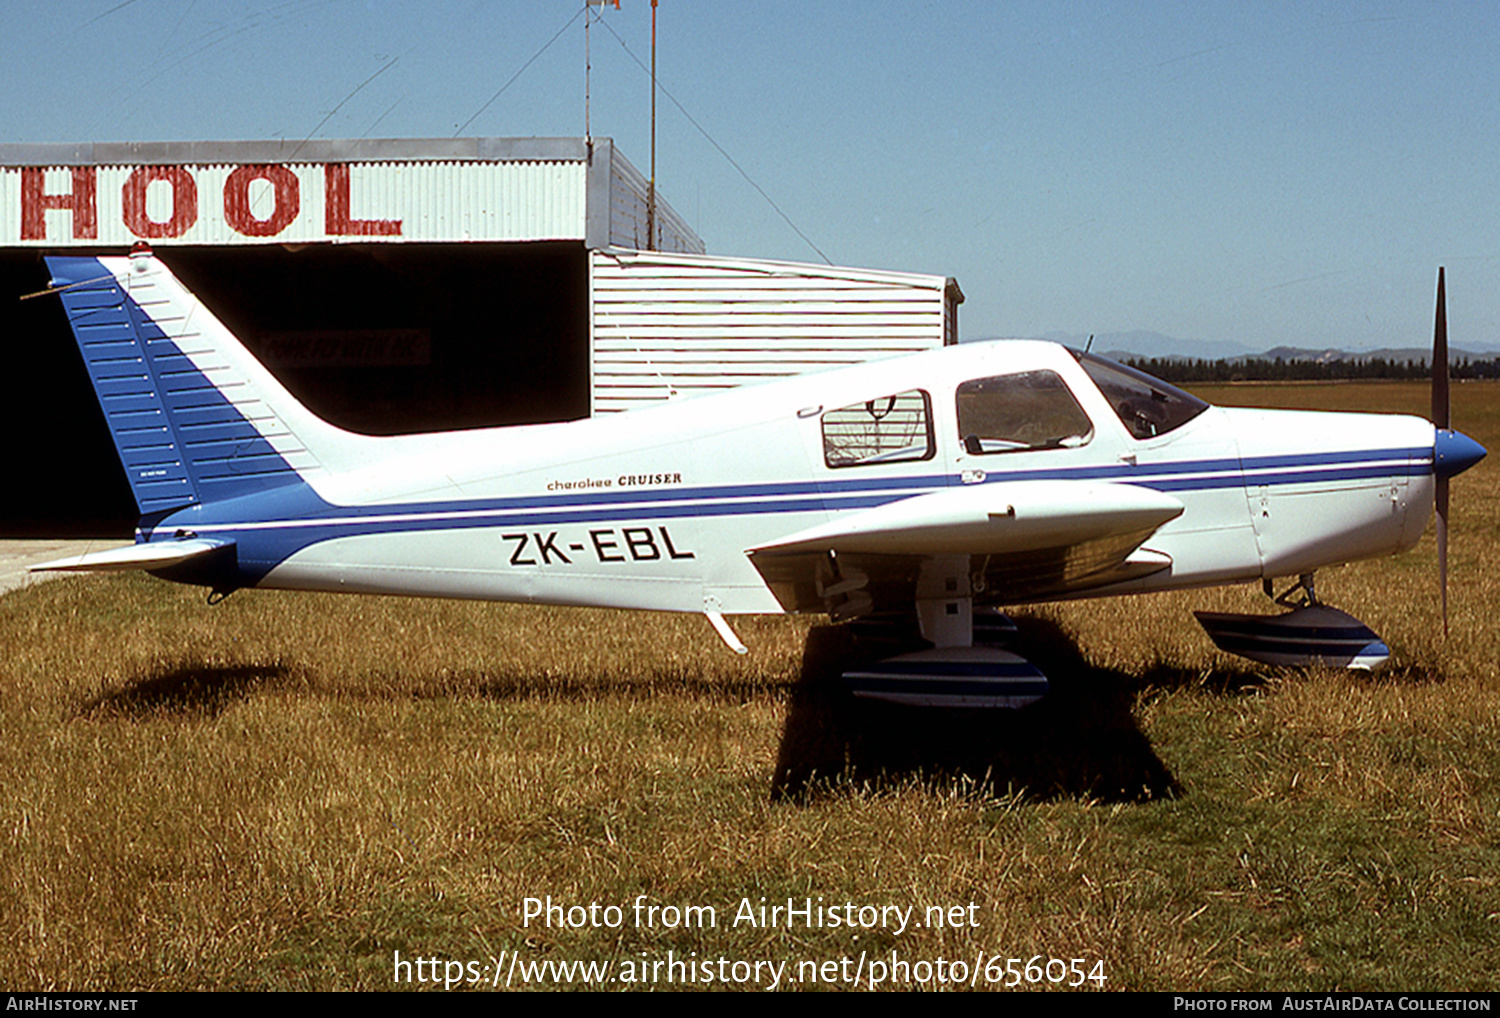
top-left (3, 137), bottom-right (958, 536)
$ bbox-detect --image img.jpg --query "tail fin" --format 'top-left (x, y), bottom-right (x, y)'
top-left (46, 249), bottom-right (355, 516)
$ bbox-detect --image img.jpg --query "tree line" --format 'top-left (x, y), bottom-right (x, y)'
top-left (1121, 356), bottom-right (1500, 383)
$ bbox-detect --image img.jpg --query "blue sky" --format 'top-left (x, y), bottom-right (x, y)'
top-left (3, 1), bottom-right (1497, 352)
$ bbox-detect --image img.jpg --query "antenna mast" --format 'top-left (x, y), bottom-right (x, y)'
top-left (585, 1), bottom-right (620, 145)
top-left (647, 0), bottom-right (658, 251)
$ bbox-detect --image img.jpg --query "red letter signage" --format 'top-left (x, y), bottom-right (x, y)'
top-left (122, 166), bottom-right (199, 239)
top-left (20, 167), bottom-right (98, 240)
top-left (224, 164), bottom-right (300, 237)
top-left (325, 164), bottom-right (401, 236)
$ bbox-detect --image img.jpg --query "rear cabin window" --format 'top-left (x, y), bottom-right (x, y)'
top-left (956, 371), bottom-right (1093, 454)
top-left (822, 389), bottom-right (935, 468)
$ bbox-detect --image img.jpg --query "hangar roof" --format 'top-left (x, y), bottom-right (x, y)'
top-left (0, 136), bottom-right (702, 252)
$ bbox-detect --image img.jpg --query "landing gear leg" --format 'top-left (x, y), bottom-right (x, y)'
top-left (915, 555), bottom-right (972, 648)
top-left (1269, 572), bottom-right (1320, 608)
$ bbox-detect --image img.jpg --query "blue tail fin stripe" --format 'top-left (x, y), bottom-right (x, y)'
top-left (48, 255), bottom-right (306, 515)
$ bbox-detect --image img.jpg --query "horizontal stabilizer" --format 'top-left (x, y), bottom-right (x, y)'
top-left (31, 538), bottom-right (235, 573)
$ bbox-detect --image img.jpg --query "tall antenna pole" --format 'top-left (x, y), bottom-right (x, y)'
top-left (585, 3), bottom-right (592, 142)
top-left (585, 2), bottom-right (619, 150)
top-left (647, 0), bottom-right (658, 250)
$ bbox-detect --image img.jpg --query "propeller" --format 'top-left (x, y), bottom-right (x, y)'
top-left (1434, 268), bottom-right (1449, 633)
top-left (1430, 267), bottom-right (1489, 634)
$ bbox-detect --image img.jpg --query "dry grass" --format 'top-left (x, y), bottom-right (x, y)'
top-left (2, 380), bottom-right (1498, 991)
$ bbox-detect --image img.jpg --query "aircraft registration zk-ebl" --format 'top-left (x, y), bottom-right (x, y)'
top-left (35, 248), bottom-right (1486, 707)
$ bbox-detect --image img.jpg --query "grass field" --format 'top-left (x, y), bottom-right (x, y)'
top-left (2, 381), bottom-right (1497, 991)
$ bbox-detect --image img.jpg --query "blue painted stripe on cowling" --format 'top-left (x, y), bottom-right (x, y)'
top-left (1239, 447), bottom-right (1428, 470)
top-left (47, 255), bottom-right (304, 515)
top-left (968, 448), bottom-right (1429, 490)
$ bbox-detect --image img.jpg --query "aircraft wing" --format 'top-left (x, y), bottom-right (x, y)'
top-left (746, 480), bottom-right (1183, 617)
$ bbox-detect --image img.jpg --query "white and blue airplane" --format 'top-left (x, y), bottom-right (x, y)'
top-left (35, 249), bottom-right (1486, 706)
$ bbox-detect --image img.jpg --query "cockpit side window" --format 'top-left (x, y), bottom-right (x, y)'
top-left (955, 370), bottom-right (1093, 455)
top-left (822, 389), bottom-right (934, 468)
top-left (1071, 351), bottom-right (1209, 440)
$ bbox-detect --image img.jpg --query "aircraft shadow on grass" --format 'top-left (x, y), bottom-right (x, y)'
top-left (71, 614), bottom-right (1426, 804)
top-left (77, 661), bottom-right (294, 720)
top-left (772, 616), bottom-right (1267, 804)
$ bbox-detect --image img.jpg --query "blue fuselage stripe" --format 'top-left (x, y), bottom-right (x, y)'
top-left (166, 446), bottom-right (1434, 575)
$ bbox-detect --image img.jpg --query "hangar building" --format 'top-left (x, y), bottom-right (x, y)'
top-left (3, 138), bottom-right (961, 535)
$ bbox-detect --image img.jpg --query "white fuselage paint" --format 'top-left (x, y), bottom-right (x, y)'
top-left (192, 342), bottom-right (1433, 615)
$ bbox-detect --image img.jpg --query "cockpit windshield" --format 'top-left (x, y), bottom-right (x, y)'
top-left (1070, 350), bottom-right (1210, 440)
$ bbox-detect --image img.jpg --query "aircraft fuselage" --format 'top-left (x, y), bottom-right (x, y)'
top-left (144, 342), bottom-right (1438, 614)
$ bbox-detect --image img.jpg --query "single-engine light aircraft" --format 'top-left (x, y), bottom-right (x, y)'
top-left (35, 250), bottom-right (1486, 706)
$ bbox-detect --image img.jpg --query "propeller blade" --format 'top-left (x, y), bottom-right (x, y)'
top-left (1433, 267), bottom-right (1449, 429)
top-left (1437, 476), bottom-right (1449, 635)
top-left (1433, 267), bottom-right (1450, 634)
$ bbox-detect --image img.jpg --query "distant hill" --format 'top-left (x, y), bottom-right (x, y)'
top-left (1039, 330), bottom-right (1254, 361)
top-left (1255, 346), bottom-right (1500, 365)
top-left (1014, 331), bottom-right (1500, 365)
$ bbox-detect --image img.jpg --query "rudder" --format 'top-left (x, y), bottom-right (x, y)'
top-left (46, 249), bottom-right (348, 516)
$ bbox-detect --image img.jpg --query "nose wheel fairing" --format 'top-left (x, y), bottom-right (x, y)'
top-left (1195, 573), bottom-right (1389, 670)
top-left (1195, 604), bottom-right (1390, 671)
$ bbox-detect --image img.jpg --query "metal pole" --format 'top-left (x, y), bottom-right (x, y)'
top-left (648, 0), bottom-right (658, 250)
top-left (585, 4), bottom-right (591, 141)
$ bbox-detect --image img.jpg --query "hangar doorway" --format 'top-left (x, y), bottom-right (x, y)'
top-left (7, 242), bottom-right (589, 535)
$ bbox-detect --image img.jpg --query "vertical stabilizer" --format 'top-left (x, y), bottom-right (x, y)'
top-left (46, 250), bottom-right (354, 515)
